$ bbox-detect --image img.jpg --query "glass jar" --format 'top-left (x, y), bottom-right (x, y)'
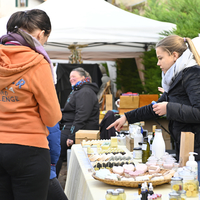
top-left (179, 169), bottom-right (199, 197)
top-left (169, 192), bottom-right (180, 200)
top-left (116, 188), bottom-right (126, 200)
top-left (105, 189), bottom-right (114, 200)
top-left (111, 191), bottom-right (120, 200)
top-left (171, 177), bottom-right (183, 193)
top-left (179, 190), bottom-right (186, 200)
top-left (133, 147), bottom-right (142, 159)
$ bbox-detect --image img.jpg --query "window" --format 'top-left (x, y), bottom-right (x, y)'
top-left (15, 0), bottom-right (28, 7)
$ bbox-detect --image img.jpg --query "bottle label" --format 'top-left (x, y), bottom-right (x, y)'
top-left (142, 144), bottom-right (147, 150)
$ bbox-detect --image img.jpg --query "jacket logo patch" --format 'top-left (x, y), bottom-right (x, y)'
top-left (0, 90), bottom-right (19, 102)
top-left (16, 79), bottom-right (25, 89)
top-left (9, 87), bottom-right (15, 93)
top-left (70, 125), bottom-right (75, 134)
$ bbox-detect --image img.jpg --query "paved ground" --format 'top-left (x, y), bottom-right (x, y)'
top-left (58, 161), bottom-right (67, 189)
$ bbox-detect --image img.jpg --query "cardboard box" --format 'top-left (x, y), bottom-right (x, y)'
top-left (139, 94), bottom-right (159, 107)
top-left (126, 135), bottom-right (134, 151)
top-left (120, 96), bottom-right (139, 109)
top-left (121, 121), bottom-right (129, 131)
top-left (75, 130), bottom-right (100, 144)
top-left (118, 108), bottom-right (135, 115)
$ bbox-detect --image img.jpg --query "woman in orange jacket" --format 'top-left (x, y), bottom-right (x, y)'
top-left (0, 9), bottom-right (62, 200)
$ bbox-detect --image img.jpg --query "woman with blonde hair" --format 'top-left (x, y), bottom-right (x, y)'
top-left (108, 35), bottom-right (200, 182)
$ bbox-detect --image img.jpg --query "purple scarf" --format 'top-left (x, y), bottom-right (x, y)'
top-left (0, 29), bottom-right (55, 83)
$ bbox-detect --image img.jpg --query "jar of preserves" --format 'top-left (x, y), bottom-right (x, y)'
top-left (110, 191), bottom-right (120, 200)
top-left (133, 147), bottom-right (142, 159)
top-left (105, 189), bottom-right (114, 200)
top-left (171, 177), bottom-right (183, 193)
top-left (179, 169), bottom-right (199, 197)
top-left (116, 188), bottom-right (126, 200)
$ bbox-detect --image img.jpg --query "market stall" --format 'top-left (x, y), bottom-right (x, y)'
top-left (65, 144), bottom-right (199, 200)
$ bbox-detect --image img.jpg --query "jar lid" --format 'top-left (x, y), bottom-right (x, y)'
top-left (111, 191), bottom-right (119, 196)
top-left (179, 190), bottom-right (186, 194)
top-left (171, 177), bottom-right (183, 181)
top-left (169, 192), bottom-right (180, 197)
top-left (133, 147), bottom-right (142, 150)
top-left (116, 188), bottom-right (125, 193)
top-left (106, 189), bottom-right (114, 194)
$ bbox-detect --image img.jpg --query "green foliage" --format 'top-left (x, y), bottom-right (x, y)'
top-left (141, 48), bottom-right (161, 94)
top-left (100, 62), bottom-right (110, 76)
top-left (143, 0), bottom-right (200, 38)
top-left (115, 58), bottom-right (144, 93)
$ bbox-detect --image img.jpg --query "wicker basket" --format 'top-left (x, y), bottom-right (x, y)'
top-left (92, 169), bottom-right (172, 188)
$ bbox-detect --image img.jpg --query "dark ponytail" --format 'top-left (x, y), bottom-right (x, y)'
top-left (7, 9), bottom-right (51, 36)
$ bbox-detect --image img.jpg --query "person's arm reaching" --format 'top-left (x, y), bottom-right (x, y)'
top-left (106, 115), bottom-right (127, 131)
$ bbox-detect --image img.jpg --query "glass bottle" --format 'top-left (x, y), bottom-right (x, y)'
top-left (134, 125), bottom-right (143, 148)
top-left (116, 188), bottom-right (126, 200)
top-left (148, 183), bottom-right (154, 195)
top-left (150, 125), bottom-right (156, 155)
top-left (138, 183), bottom-right (141, 195)
top-left (152, 129), bottom-right (165, 159)
top-left (142, 137), bottom-right (150, 163)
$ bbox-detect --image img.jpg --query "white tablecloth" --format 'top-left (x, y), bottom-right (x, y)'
top-left (65, 144), bottom-right (199, 200)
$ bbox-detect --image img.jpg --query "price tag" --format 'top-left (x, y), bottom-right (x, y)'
top-left (142, 144), bottom-right (147, 150)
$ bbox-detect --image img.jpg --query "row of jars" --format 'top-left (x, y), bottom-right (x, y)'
top-left (170, 168), bottom-right (199, 199)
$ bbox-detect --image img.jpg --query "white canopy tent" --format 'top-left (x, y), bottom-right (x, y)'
top-left (0, 0), bottom-right (176, 61)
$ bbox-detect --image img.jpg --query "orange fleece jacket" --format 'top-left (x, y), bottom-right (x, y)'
top-left (0, 45), bottom-right (62, 149)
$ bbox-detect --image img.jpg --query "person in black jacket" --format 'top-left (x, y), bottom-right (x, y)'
top-left (56, 67), bottom-right (99, 176)
top-left (107, 35), bottom-right (200, 182)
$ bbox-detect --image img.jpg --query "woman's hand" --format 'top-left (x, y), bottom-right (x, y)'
top-left (66, 139), bottom-right (74, 147)
top-left (152, 102), bottom-right (168, 116)
top-left (106, 115), bottom-right (127, 132)
top-left (158, 87), bottom-right (164, 93)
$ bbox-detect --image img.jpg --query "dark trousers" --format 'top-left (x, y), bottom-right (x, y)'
top-left (0, 144), bottom-right (50, 200)
top-left (47, 178), bottom-right (68, 200)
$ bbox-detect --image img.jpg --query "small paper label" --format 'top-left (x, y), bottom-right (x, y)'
top-left (142, 144), bottom-right (147, 150)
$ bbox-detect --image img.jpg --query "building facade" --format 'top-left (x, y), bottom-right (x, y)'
top-left (0, 0), bottom-right (45, 17)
